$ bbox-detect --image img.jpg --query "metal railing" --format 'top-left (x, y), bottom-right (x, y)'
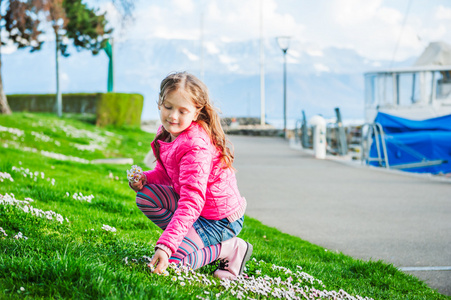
top-left (361, 122), bottom-right (390, 168)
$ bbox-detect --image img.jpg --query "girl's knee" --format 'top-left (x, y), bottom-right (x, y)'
top-left (136, 195), bottom-right (157, 210)
top-left (136, 187), bottom-right (160, 210)
top-left (135, 184), bottom-right (178, 213)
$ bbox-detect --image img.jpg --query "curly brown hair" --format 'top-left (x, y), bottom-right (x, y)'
top-left (154, 72), bottom-right (234, 169)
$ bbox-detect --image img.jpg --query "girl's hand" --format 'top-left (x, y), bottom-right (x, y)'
top-left (130, 174), bottom-right (146, 191)
top-left (148, 249), bottom-right (169, 274)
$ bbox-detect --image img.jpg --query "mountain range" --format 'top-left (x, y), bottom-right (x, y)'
top-left (3, 38), bottom-right (414, 127)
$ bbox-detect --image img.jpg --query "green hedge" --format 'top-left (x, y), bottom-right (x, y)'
top-left (6, 93), bottom-right (144, 127)
top-left (96, 93), bottom-right (144, 127)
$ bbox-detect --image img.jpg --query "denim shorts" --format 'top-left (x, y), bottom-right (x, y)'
top-left (192, 216), bottom-right (244, 247)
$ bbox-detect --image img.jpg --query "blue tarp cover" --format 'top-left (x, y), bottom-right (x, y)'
top-left (369, 113), bottom-right (451, 174)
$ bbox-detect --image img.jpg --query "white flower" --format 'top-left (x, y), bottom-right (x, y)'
top-left (148, 264), bottom-right (155, 272)
top-left (127, 165), bottom-right (143, 183)
top-left (0, 125), bottom-right (24, 136)
top-left (14, 232), bottom-right (28, 240)
top-left (0, 227), bottom-right (7, 237)
top-left (56, 215), bottom-right (64, 224)
top-left (20, 287), bottom-right (25, 292)
top-left (115, 253), bottom-right (374, 300)
top-left (0, 172), bottom-right (14, 182)
top-left (101, 224), bottom-right (117, 232)
top-left (0, 194), bottom-right (67, 225)
top-left (69, 192), bottom-right (94, 203)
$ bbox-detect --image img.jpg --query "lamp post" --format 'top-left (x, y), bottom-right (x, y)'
top-left (276, 36), bottom-right (291, 138)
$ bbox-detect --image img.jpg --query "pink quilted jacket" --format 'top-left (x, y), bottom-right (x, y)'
top-left (143, 122), bottom-right (246, 255)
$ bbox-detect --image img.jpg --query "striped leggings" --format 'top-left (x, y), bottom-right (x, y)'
top-left (136, 184), bottom-right (221, 270)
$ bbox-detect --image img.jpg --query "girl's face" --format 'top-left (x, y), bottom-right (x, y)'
top-left (159, 89), bottom-right (199, 141)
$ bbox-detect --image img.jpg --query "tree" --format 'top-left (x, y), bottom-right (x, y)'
top-left (0, 0), bottom-right (133, 115)
top-left (0, 0), bottom-right (43, 114)
top-left (45, 0), bottom-right (112, 117)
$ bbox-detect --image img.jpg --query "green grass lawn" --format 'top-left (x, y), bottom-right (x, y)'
top-left (0, 113), bottom-right (448, 299)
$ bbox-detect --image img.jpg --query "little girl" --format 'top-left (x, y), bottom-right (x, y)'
top-left (130, 72), bottom-right (252, 279)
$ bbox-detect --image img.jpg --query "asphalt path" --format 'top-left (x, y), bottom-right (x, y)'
top-left (230, 135), bottom-right (451, 296)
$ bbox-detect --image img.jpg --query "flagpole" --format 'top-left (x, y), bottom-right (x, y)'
top-left (259, 0), bottom-right (265, 126)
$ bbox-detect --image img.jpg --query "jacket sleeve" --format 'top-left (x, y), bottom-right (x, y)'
top-left (156, 142), bottom-right (212, 254)
top-left (143, 160), bottom-right (171, 186)
top-left (142, 125), bottom-right (171, 186)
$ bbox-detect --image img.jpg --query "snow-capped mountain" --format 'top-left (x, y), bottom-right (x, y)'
top-left (3, 38), bottom-right (414, 126)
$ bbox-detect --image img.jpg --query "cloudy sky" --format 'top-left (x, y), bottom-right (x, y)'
top-left (102, 0), bottom-right (451, 63)
top-left (4, 0), bottom-right (451, 123)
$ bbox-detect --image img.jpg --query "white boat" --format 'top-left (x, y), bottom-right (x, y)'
top-left (364, 42), bottom-right (451, 123)
top-left (361, 42), bottom-right (451, 175)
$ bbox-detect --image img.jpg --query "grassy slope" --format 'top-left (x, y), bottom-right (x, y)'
top-left (0, 113), bottom-right (448, 300)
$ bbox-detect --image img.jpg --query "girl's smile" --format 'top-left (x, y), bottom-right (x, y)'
top-left (159, 89), bottom-right (199, 141)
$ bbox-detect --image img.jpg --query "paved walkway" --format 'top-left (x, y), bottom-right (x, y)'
top-left (229, 135), bottom-right (451, 296)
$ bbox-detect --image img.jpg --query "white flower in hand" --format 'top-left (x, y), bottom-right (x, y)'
top-left (127, 165), bottom-right (143, 183)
